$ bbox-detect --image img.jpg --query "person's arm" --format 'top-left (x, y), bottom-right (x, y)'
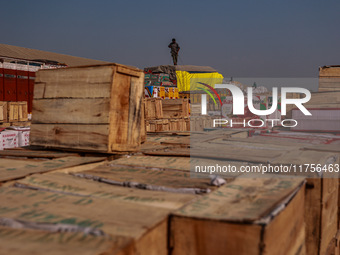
top-left (168, 43), bottom-right (172, 48)
top-left (177, 45), bottom-right (180, 53)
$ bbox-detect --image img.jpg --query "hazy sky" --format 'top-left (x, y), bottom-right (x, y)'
top-left (2, 0), bottom-right (339, 80)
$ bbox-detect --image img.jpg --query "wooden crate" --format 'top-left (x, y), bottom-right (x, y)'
top-left (144, 98), bottom-right (163, 119)
top-left (0, 186), bottom-right (169, 255)
top-left (162, 99), bottom-right (189, 118)
top-left (30, 64), bottom-right (144, 153)
top-left (8, 101), bottom-right (28, 122)
top-left (6, 158), bottom-right (219, 254)
top-left (0, 101), bottom-right (8, 122)
top-left (190, 137), bottom-right (339, 255)
top-left (171, 177), bottom-right (306, 255)
top-left (319, 66), bottom-right (340, 92)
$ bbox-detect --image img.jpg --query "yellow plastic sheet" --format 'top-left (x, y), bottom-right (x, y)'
top-left (176, 71), bottom-right (224, 92)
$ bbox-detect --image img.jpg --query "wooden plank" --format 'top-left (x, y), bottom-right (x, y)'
top-left (52, 161), bottom-right (107, 174)
top-left (140, 99), bottom-right (146, 143)
top-left (144, 98), bottom-right (163, 119)
top-left (0, 149), bottom-right (79, 159)
top-left (8, 102), bottom-right (19, 122)
top-left (166, 144), bottom-right (283, 163)
top-left (325, 235), bottom-right (338, 255)
top-left (109, 69), bottom-right (143, 152)
top-left (32, 98), bottom-right (111, 124)
top-left (162, 99), bottom-right (189, 118)
top-left (117, 65), bottom-right (142, 77)
top-left (262, 181), bottom-right (306, 255)
top-left (34, 82), bottom-right (112, 99)
top-left (319, 77), bottom-right (340, 84)
top-left (0, 122), bottom-right (11, 128)
top-left (108, 70), bottom-right (130, 152)
top-left (171, 177), bottom-right (305, 255)
top-left (226, 134), bottom-right (336, 147)
top-left (30, 124), bottom-right (109, 152)
top-left (0, 156), bottom-right (106, 182)
top-left (0, 101), bottom-right (8, 122)
top-left (0, 187), bottom-right (170, 254)
top-left (145, 134), bottom-right (190, 145)
top-left (0, 226), bottom-right (135, 255)
top-left (18, 101), bottom-right (28, 121)
top-left (319, 77), bottom-right (340, 87)
top-left (305, 91), bottom-right (340, 105)
top-left (125, 74), bottom-right (144, 150)
top-left (319, 83), bottom-right (340, 89)
top-left (110, 155), bottom-right (243, 176)
top-left (35, 65), bottom-right (114, 99)
top-left (319, 87), bottom-right (340, 92)
top-left (77, 165), bottom-right (216, 193)
top-left (111, 155), bottom-right (192, 171)
top-left (302, 143), bottom-right (340, 254)
top-left (320, 178), bottom-right (339, 255)
top-left (271, 152), bottom-right (339, 255)
top-left (15, 172), bottom-right (196, 209)
top-left (303, 144), bottom-right (340, 153)
top-left (319, 67), bottom-right (340, 77)
top-left (171, 217), bottom-right (262, 255)
top-left (10, 121), bottom-right (31, 127)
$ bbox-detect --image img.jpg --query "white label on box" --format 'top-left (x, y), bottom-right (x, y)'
top-left (18, 131), bottom-right (30, 147)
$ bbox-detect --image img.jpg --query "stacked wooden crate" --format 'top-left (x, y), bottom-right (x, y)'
top-left (291, 91), bottom-right (340, 132)
top-left (1, 154), bottom-right (218, 255)
top-left (319, 65), bottom-right (340, 92)
top-left (145, 98), bottom-right (190, 132)
top-left (171, 177), bottom-right (306, 255)
top-left (142, 131), bottom-right (340, 255)
top-left (190, 115), bottom-right (217, 131)
top-left (0, 101), bottom-right (29, 127)
top-left (1, 129), bottom-right (340, 254)
top-left (30, 63), bottom-right (144, 153)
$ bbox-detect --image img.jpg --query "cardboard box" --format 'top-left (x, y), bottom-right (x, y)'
top-left (0, 130), bottom-right (19, 149)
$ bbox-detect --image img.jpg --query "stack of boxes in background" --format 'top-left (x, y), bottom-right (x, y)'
top-left (144, 98), bottom-right (190, 132)
top-left (319, 65), bottom-right (340, 92)
top-left (0, 127), bottom-right (30, 149)
top-left (144, 72), bottom-right (179, 99)
top-left (0, 101), bottom-right (30, 150)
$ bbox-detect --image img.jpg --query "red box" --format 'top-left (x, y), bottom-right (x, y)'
top-left (3, 68), bottom-right (17, 101)
top-left (17, 70), bottom-right (29, 102)
top-left (28, 71), bottom-right (35, 113)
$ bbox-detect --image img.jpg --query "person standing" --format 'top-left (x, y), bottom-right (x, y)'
top-left (168, 38), bottom-right (180, 65)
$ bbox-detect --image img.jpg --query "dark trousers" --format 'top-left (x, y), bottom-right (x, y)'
top-left (171, 53), bottom-right (178, 65)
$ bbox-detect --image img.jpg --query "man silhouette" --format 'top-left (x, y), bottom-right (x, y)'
top-left (168, 38), bottom-right (180, 65)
